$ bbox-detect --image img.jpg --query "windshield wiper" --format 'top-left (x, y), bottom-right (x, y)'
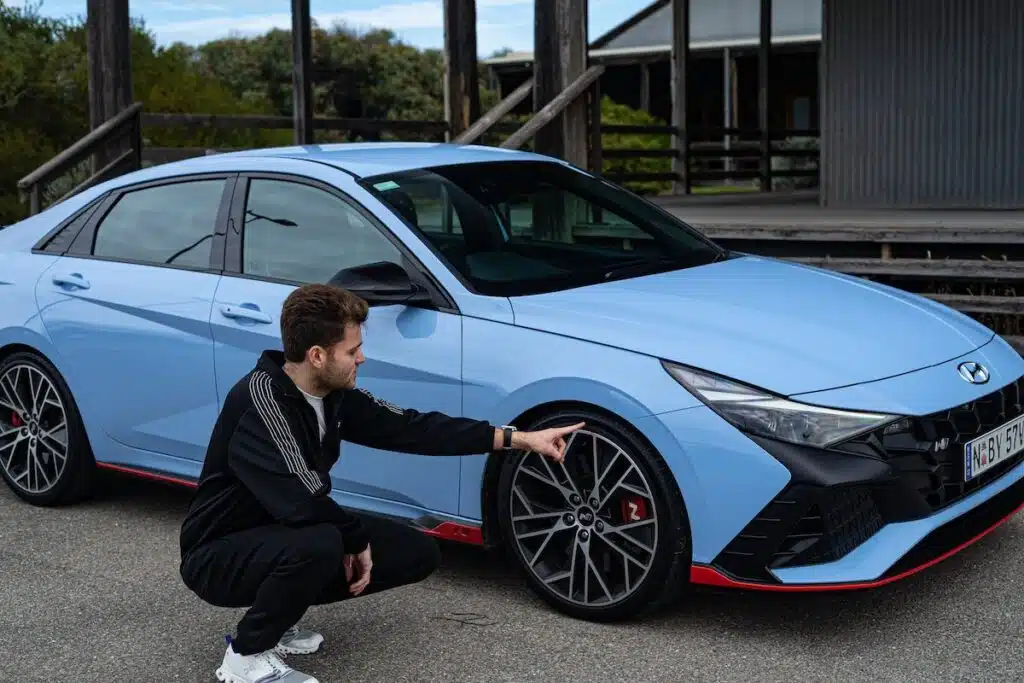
top-left (602, 257), bottom-right (682, 280)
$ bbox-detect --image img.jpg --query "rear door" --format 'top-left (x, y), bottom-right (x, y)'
top-left (35, 173), bottom-right (234, 468)
top-left (210, 170), bottom-right (467, 518)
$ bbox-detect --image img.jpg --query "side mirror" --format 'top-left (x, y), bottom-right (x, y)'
top-left (328, 260), bottom-right (434, 307)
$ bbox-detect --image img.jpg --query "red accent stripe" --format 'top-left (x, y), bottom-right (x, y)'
top-left (420, 520), bottom-right (484, 545)
top-left (690, 500), bottom-right (1024, 592)
top-left (96, 462), bottom-right (198, 488)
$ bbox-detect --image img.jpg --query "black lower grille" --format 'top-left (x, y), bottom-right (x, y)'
top-left (781, 487), bottom-right (884, 566)
top-left (715, 484), bottom-right (885, 582)
top-left (837, 374), bottom-right (1024, 511)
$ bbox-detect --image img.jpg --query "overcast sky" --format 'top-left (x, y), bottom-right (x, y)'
top-left (11, 0), bottom-right (644, 56)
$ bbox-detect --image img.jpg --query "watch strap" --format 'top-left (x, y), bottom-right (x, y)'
top-left (501, 425), bottom-right (517, 449)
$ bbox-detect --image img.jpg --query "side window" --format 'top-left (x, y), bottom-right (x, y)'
top-left (91, 179), bottom-right (226, 268)
top-left (241, 178), bottom-right (403, 284)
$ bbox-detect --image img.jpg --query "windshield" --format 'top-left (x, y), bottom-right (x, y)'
top-left (359, 160), bottom-right (727, 297)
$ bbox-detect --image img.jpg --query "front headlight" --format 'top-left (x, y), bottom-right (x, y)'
top-left (662, 361), bottom-right (900, 448)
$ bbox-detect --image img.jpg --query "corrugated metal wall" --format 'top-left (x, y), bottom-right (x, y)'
top-left (601, 0), bottom-right (821, 49)
top-left (821, 0), bottom-right (1024, 208)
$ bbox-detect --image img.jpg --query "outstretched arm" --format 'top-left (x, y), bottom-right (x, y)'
top-left (341, 388), bottom-right (495, 455)
top-left (341, 388), bottom-right (585, 461)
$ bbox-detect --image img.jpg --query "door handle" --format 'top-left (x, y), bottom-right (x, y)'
top-left (219, 304), bottom-right (272, 324)
top-left (52, 273), bottom-right (90, 290)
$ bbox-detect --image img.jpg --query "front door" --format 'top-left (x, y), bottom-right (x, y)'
top-left (210, 172), bottom-right (466, 518)
top-left (35, 174), bottom-right (232, 470)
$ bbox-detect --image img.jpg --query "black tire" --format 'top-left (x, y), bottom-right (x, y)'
top-left (496, 408), bottom-right (691, 622)
top-left (0, 351), bottom-right (97, 506)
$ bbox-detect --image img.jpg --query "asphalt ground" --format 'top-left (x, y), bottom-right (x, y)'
top-left (2, 472), bottom-right (1023, 683)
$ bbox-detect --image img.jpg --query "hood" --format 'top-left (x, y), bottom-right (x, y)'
top-left (508, 255), bottom-right (994, 396)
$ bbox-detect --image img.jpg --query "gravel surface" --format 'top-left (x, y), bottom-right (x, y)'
top-left (2, 473), bottom-right (1022, 683)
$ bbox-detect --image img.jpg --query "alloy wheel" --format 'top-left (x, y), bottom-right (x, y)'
top-left (0, 363), bottom-right (70, 495)
top-left (508, 428), bottom-right (659, 608)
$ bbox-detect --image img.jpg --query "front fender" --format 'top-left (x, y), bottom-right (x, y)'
top-left (458, 315), bottom-right (702, 519)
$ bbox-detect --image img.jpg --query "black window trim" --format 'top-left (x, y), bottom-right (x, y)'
top-left (223, 171), bottom-right (461, 315)
top-left (31, 194), bottom-right (108, 255)
top-left (60, 172), bottom-right (238, 275)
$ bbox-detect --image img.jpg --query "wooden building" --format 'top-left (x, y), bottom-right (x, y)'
top-left (484, 0), bottom-right (820, 142)
top-left (484, 0), bottom-right (1024, 209)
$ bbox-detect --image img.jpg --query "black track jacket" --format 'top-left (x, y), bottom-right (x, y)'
top-left (179, 350), bottom-right (497, 557)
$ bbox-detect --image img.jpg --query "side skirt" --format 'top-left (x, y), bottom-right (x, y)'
top-left (95, 462), bottom-right (486, 546)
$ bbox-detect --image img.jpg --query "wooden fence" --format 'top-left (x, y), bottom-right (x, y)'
top-left (137, 113), bottom-right (818, 194)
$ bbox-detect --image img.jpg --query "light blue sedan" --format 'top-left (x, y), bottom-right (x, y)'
top-left (1, 143), bottom-right (1022, 621)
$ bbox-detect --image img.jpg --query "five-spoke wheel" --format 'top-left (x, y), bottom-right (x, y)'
top-left (498, 409), bottom-right (690, 621)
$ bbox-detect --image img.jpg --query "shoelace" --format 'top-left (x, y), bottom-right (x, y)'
top-left (243, 651), bottom-right (293, 677)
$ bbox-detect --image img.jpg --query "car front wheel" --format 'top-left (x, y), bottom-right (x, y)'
top-left (496, 408), bottom-right (691, 621)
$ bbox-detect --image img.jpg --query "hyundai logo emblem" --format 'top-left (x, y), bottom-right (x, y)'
top-left (957, 361), bottom-right (990, 384)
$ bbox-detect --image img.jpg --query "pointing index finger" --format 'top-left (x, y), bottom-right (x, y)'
top-left (558, 421), bottom-right (585, 434)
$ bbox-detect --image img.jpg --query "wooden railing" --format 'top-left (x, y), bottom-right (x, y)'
top-left (500, 65), bottom-right (605, 150)
top-left (453, 78), bottom-right (534, 146)
top-left (598, 125), bottom-right (820, 191)
top-left (17, 102), bottom-right (144, 215)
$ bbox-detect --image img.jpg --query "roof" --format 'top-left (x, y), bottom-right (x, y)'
top-left (158, 142), bottom-right (552, 178)
top-left (483, 0), bottom-right (822, 67)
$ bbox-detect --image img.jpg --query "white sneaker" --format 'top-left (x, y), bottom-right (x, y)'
top-left (215, 642), bottom-right (319, 683)
top-left (275, 625), bottom-right (325, 656)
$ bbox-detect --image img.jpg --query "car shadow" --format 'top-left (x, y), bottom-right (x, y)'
top-left (84, 471), bottom-right (1008, 641)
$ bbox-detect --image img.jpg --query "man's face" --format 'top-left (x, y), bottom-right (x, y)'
top-left (310, 323), bottom-right (365, 391)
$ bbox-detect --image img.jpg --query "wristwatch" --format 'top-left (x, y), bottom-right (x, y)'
top-left (500, 425), bottom-right (518, 449)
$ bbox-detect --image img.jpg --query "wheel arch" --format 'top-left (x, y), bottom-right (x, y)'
top-left (0, 332), bottom-right (103, 453)
top-left (0, 328), bottom-right (64, 369)
top-left (479, 398), bottom-right (689, 551)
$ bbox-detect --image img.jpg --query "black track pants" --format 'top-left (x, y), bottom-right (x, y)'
top-left (180, 513), bottom-right (442, 655)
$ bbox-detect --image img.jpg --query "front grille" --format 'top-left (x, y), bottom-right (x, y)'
top-left (838, 375), bottom-right (1024, 511)
top-left (714, 484), bottom-right (884, 582)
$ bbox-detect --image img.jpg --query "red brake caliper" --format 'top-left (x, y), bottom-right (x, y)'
top-left (9, 412), bottom-right (22, 428)
top-left (620, 496), bottom-right (649, 523)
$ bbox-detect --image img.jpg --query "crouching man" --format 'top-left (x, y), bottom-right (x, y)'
top-left (178, 283), bottom-right (583, 683)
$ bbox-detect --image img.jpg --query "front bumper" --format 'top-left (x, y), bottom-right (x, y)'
top-left (694, 373), bottom-right (1024, 589)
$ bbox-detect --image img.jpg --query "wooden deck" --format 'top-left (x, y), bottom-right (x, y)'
top-left (652, 191), bottom-right (1024, 240)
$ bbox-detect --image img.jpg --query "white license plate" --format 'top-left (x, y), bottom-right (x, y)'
top-left (964, 413), bottom-right (1024, 481)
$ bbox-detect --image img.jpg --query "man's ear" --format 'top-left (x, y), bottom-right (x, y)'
top-left (306, 345), bottom-right (325, 368)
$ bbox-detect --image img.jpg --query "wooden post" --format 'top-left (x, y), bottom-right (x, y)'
top-left (670, 0), bottom-right (690, 194)
top-left (759, 0), bottom-right (772, 191)
top-left (723, 46), bottom-right (735, 182)
top-left (443, 0), bottom-right (480, 140)
top-left (532, 0), bottom-right (588, 167)
top-left (291, 0), bottom-right (313, 145)
top-left (640, 62), bottom-right (651, 113)
top-left (87, 0), bottom-right (132, 174)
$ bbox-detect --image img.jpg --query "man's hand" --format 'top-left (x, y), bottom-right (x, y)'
top-left (504, 422), bottom-right (585, 463)
top-left (348, 544), bottom-right (372, 596)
